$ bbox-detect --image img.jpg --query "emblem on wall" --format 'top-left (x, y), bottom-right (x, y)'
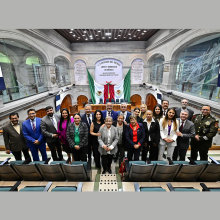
top-left (96, 91), bottom-right (103, 96)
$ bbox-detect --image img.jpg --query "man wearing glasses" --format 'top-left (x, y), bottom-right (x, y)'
top-left (175, 99), bottom-right (194, 120)
top-left (190, 105), bottom-right (219, 160)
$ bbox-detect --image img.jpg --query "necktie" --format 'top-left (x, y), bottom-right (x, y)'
top-left (32, 120), bottom-right (36, 132)
top-left (163, 110), bottom-right (166, 116)
top-left (51, 117), bottom-right (56, 130)
top-left (87, 114), bottom-right (91, 126)
top-left (108, 111), bottom-right (111, 116)
top-left (179, 121), bottom-right (184, 132)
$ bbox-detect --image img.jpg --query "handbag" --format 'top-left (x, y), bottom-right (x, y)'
top-left (119, 158), bottom-right (128, 181)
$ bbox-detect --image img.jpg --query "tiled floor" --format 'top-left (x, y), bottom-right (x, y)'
top-left (1, 150), bottom-right (220, 164)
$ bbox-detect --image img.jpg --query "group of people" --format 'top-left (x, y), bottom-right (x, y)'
top-left (2, 99), bottom-right (219, 175)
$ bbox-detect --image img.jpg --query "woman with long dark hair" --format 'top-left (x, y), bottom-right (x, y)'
top-left (67, 113), bottom-right (88, 161)
top-left (153, 104), bottom-right (164, 122)
top-left (57, 108), bottom-right (74, 162)
top-left (158, 108), bottom-right (179, 161)
top-left (90, 110), bottom-right (105, 169)
top-left (133, 107), bottom-right (144, 124)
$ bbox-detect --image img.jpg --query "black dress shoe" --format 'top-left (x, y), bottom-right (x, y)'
top-left (108, 168), bottom-right (112, 174)
top-left (102, 170), bottom-right (107, 174)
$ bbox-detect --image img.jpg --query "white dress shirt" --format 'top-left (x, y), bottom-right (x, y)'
top-left (50, 115), bottom-right (57, 130)
top-left (143, 118), bottom-right (155, 141)
top-left (30, 118), bottom-right (36, 131)
top-left (86, 114), bottom-right (93, 125)
top-left (121, 111), bottom-right (127, 121)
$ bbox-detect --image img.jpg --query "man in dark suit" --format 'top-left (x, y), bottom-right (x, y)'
top-left (161, 100), bottom-right (169, 116)
top-left (102, 102), bottom-right (118, 121)
top-left (175, 99), bottom-right (194, 121)
top-left (3, 112), bottom-right (31, 161)
top-left (22, 109), bottom-right (47, 161)
top-left (40, 106), bottom-right (63, 161)
top-left (116, 103), bottom-right (131, 124)
top-left (173, 109), bottom-right (195, 161)
top-left (81, 104), bottom-right (94, 160)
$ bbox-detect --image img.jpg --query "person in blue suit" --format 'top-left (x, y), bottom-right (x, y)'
top-left (102, 102), bottom-right (118, 121)
top-left (22, 109), bottom-right (47, 161)
top-left (116, 103), bottom-right (131, 124)
top-left (81, 104), bottom-right (94, 160)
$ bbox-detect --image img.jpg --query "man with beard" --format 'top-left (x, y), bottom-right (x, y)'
top-left (175, 99), bottom-right (194, 121)
top-left (161, 100), bottom-right (169, 116)
top-left (40, 106), bottom-right (64, 161)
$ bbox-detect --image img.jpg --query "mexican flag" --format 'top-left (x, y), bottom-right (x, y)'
top-left (87, 69), bottom-right (130, 104)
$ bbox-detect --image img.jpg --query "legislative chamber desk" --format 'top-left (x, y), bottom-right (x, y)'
top-left (91, 104), bottom-right (131, 112)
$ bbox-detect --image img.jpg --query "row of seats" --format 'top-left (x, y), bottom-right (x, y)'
top-left (125, 157), bottom-right (220, 182)
top-left (134, 183), bottom-right (220, 192)
top-left (89, 98), bottom-right (128, 104)
top-left (0, 181), bottom-right (83, 192)
top-left (0, 158), bottom-right (91, 182)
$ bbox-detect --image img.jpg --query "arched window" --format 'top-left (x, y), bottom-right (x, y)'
top-left (54, 56), bottom-right (70, 87)
top-left (26, 56), bottom-right (41, 65)
top-left (0, 39), bottom-right (47, 104)
top-left (173, 33), bottom-right (220, 102)
top-left (149, 54), bottom-right (164, 85)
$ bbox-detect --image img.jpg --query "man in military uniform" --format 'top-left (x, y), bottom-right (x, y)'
top-left (191, 105), bottom-right (219, 160)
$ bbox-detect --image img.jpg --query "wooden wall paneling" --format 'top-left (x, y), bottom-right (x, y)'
top-left (145, 94), bottom-right (158, 111)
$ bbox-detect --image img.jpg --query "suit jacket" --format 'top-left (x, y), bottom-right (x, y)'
top-left (22, 117), bottom-right (46, 148)
top-left (98, 125), bottom-right (119, 155)
top-left (175, 108), bottom-right (194, 121)
top-left (125, 123), bottom-right (145, 149)
top-left (116, 111), bottom-right (131, 123)
top-left (159, 118), bottom-right (179, 147)
top-left (112, 120), bottom-right (127, 147)
top-left (40, 114), bottom-right (61, 143)
top-left (66, 122), bottom-right (88, 148)
top-left (3, 121), bottom-right (27, 152)
top-left (102, 110), bottom-right (118, 121)
top-left (143, 119), bottom-right (160, 145)
top-left (177, 118), bottom-right (195, 149)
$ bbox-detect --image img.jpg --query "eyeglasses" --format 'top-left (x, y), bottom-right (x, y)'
top-left (201, 109), bottom-right (210, 111)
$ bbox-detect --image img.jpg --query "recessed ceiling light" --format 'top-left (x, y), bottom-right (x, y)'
top-left (109, 37), bottom-right (111, 38)
top-left (84, 31), bottom-right (87, 33)
top-left (85, 39), bottom-right (88, 40)
top-left (142, 33), bottom-right (144, 35)
top-left (83, 35), bottom-right (85, 36)
top-left (69, 31), bottom-right (73, 33)
top-left (120, 30), bottom-right (122, 31)
top-left (105, 33), bottom-right (111, 36)
top-left (115, 38), bottom-right (117, 39)
top-left (118, 35), bottom-right (121, 36)
top-left (124, 37), bottom-right (126, 38)
top-left (144, 30), bottom-right (147, 32)
top-left (71, 29), bottom-right (73, 30)
top-left (128, 33), bottom-right (131, 35)
top-left (137, 29), bottom-right (140, 31)
top-left (96, 35), bottom-right (98, 36)
top-left (90, 35), bottom-right (92, 37)
top-left (134, 35), bottom-right (136, 37)
top-left (73, 35), bottom-right (75, 37)
top-left (78, 37), bottom-right (80, 38)
top-left (98, 30), bottom-right (101, 32)
top-left (129, 37), bottom-right (131, 39)
top-left (102, 37), bottom-right (105, 39)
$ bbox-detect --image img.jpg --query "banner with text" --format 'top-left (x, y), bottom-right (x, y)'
top-left (95, 58), bottom-right (123, 85)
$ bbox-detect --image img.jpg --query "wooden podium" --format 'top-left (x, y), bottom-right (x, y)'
top-left (90, 104), bottom-right (131, 113)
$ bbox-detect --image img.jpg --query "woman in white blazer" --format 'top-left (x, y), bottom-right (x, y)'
top-left (158, 108), bottom-right (179, 160)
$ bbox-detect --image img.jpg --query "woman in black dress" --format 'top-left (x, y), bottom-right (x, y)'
top-left (90, 110), bottom-right (104, 169)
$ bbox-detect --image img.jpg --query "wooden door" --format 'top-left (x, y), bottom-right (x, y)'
top-left (77, 95), bottom-right (88, 106)
top-left (130, 94), bottom-right (142, 106)
top-left (61, 95), bottom-right (72, 112)
top-left (145, 94), bottom-right (158, 111)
